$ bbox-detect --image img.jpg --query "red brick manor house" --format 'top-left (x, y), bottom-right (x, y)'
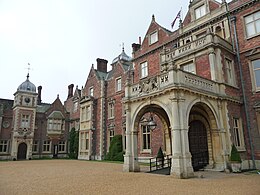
top-left (0, 0), bottom-right (259, 178)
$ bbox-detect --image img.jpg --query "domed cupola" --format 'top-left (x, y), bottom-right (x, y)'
top-left (112, 47), bottom-right (132, 64)
top-left (17, 73), bottom-right (36, 93)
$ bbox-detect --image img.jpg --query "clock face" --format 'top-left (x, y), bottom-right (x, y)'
top-left (25, 97), bottom-right (31, 103)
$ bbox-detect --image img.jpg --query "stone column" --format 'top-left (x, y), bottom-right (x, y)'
top-left (123, 103), bottom-right (133, 172)
top-left (131, 130), bottom-right (140, 172)
top-left (170, 92), bottom-right (194, 178)
top-left (208, 47), bottom-right (217, 81)
top-left (170, 94), bottom-right (184, 178)
top-left (178, 92), bottom-right (194, 178)
top-left (217, 100), bottom-right (228, 171)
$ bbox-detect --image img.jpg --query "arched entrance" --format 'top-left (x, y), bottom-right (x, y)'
top-left (188, 102), bottom-right (218, 171)
top-left (17, 142), bottom-right (27, 160)
top-left (188, 120), bottom-right (209, 170)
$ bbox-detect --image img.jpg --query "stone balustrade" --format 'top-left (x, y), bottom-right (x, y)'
top-left (129, 70), bottom-right (221, 99)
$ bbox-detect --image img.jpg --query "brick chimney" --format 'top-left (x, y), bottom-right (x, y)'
top-left (37, 86), bottom-right (42, 105)
top-left (132, 43), bottom-right (141, 53)
top-left (96, 58), bottom-right (108, 73)
top-left (67, 84), bottom-right (74, 99)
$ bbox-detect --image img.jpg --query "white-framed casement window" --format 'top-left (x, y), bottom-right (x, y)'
top-left (86, 132), bottom-right (89, 150)
top-left (108, 102), bottom-right (115, 119)
top-left (80, 132), bottom-right (85, 150)
top-left (21, 114), bottom-right (30, 128)
top-left (252, 59), bottom-right (260, 91)
top-left (150, 31), bottom-right (158, 45)
top-left (182, 62), bottom-right (196, 74)
top-left (109, 129), bottom-right (115, 143)
top-left (0, 140), bottom-right (8, 153)
top-left (81, 106), bottom-right (91, 121)
top-left (89, 87), bottom-right (94, 96)
top-left (142, 125), bottom-right (151, 151)
top-left (225, 58), bottom-right (236, 86)
top-left (32, 140), bottom-right (39, 153)
top-left (58, 141), bottom-right (66, 152)
top-left (48, 119), bottom-right (62, 130)
top-left (244, 11), bottom-right (260, 38)
top-left (73, 101), bottom-right (78, 112)
top-left (43, 140), bottom-right (51, 152)
top-left (140, 61), bottom-right (148, 78)
top-left (195, 4), bottom-right (206, 19)
top-left (232, 118), bottom-right (245, 151)
top-left (116, 77), bottom-right (122, 92)
top-left (80, 132), bottom-right (89, 150)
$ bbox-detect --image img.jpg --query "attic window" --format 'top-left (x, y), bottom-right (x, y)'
top-left (150, 31), bottom-right (158, 45)
top-left (195, 4), bottom-right (206, 19)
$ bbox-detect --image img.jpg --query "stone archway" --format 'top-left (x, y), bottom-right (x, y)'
top-left (188, 102), bottom-right (219, 170)
top-left (123, 102), bottom-right (171, 172)
top-left (17, 142), bottom-right (27, 160)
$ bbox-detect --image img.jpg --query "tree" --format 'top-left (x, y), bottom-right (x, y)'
top-left (105, 135), bottom-right (124, 161)
top-left (69, 127), bottom-right (79, 159)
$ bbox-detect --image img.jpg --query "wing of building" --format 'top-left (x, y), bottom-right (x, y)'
top-left (1, 0), bottom-right (259, 178)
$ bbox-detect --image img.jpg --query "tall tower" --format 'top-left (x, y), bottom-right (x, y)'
top-left (11, 73), bottom-right (37, 160)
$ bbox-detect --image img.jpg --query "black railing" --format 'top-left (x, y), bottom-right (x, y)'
top-left (149, 155), bottom-right (171, 172)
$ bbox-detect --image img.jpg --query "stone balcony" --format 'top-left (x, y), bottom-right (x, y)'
top-left (161, 33), bottom-right (232, 62)
top-left (129, 69), bottom-right (225, 100)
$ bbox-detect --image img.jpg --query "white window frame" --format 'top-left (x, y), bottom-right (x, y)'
top-left (141, 125), bottom-right (151, 152)
top-left (195, 4), bottom-right (206, 19)
top-left (86, 132), bottom-right (89, 150)
top-left (140, 61), bottom-right (148, 78)
top-left (232, 118), bottom-right (245, 151)
top-left (32, 140), bottom-right (39, 153)
top-left (21, 114), bottom-right (30, 128)
top-left (182, 62), bottom-right (196, 74)
top-left (116, 77), bottom-right (122, 92)
top-left (251, 59), bottom-right (260, 91)
top-left (244, 11), bottom-right (260, 38)
top-left (150, 31), bottom-right (158, 45)
top-left (225, 58), bottom-right (236, 86)
top-left (58, 141), bottom-right (66, 152)
top-left (48, 119), bottom-right (62, 131)
top-left (73, 101), bottom-right (78, 112)
top-left (43, 140), bottom-right (51, 152)
top-left (108, 102), bottom-right (115, 119)
top-left (0, 140), bottom-right (8, 153)
top-left (89, 87), bottom-right (94, 96)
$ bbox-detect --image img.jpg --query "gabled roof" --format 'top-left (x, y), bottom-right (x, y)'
top-left (36, 103), bottom-right (51, 113)
top-left (47, 111), bottom-right (64, 119)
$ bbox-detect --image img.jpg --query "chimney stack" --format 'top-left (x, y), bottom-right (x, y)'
top-left (37, 86), bottom-right (42, 105)
top-left (96, 58), bottom-right (108, 73)
top-left (132, 43), bottom-right (141, 53)
top-left (67, 84), bottom-right (74, 99)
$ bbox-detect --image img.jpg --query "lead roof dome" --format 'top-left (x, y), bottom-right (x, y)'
top-left (17, 73), bottom-right (36, 93)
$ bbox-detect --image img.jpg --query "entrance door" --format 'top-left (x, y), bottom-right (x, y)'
top-left (17, 143), bottom-right (27, 160)
top-left (188, 120), bottom-right (209, 171)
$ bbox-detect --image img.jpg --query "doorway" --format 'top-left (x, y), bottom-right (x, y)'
top-left (17, 142), bottom-right (27, 160)
top-left (188, 120), bottom-right (209, 171)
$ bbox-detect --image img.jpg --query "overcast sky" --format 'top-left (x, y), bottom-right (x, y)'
top-left (0, 0), bottom-right (227, 103)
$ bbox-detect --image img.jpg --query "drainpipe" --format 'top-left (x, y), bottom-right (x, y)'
top-left (231, 16), bottom-right (256, 169)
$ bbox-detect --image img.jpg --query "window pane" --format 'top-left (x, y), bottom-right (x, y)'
top-left (255, 11), bottom-right (260, 20)
top-left (246, 23), bottom-right (256, 37)
top-left (254, 69), bottom-right (260, 87)
top-left (256, 20), bottom-right (260, 33)
top-left (245, 15), bottom-right (253, 23)
top-left (253, 60), bottom-right (260, 69)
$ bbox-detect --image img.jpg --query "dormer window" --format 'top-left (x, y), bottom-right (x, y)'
top-left (150, 31), bottom-right (158, 45)
top-left (195, 4), bottom-right (206, 19)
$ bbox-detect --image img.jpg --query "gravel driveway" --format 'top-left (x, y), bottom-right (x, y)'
top-left (0, 160), bottom-right (259, 195)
